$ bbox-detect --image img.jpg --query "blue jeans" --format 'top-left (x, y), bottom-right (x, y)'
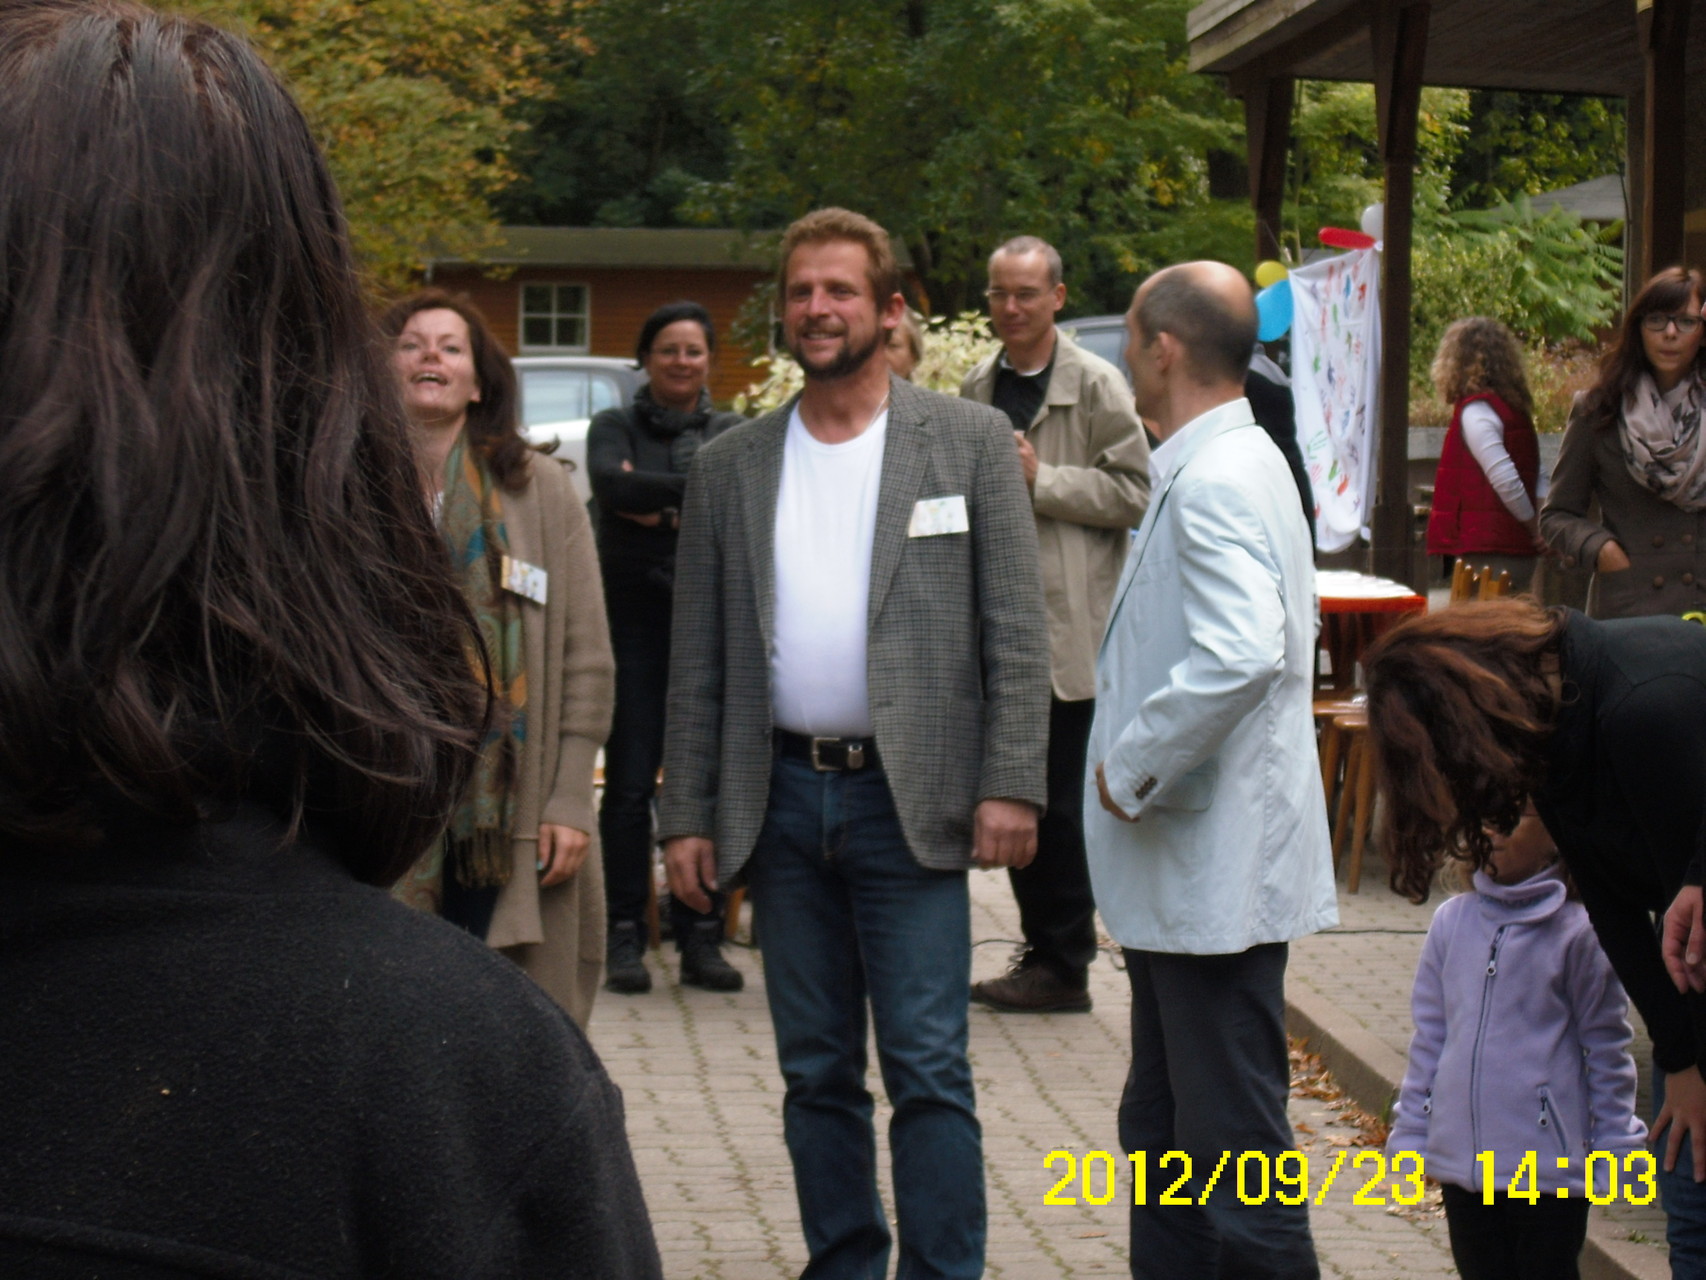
top-left (744, 754), bottom-right (983, 1280)
top-left (1654, 1062), bottom-right (1706, 1278)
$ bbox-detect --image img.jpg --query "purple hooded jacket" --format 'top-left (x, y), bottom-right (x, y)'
top-left (1386, 864), bottom-right (1647, 1194)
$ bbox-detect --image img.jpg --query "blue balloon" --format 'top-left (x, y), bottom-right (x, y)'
top-left (1255, 279), bottom-right (1293, 342)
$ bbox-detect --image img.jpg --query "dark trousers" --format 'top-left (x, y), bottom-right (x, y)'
top-left (1119, 944), bottom-right (1318, 1280)
top-left (1007, 696), bottom-right (1097, 980)
top-left (1440, 1184), bottom-right (1588, 1279)
top-left (598, 581), bottom-right (720, 939)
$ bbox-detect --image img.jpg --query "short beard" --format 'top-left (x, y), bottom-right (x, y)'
top-left (789, 327), bottom-right (884, 383)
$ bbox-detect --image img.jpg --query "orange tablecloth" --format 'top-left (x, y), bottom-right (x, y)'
top-left (1315, 571), bottom-right (1426, 690)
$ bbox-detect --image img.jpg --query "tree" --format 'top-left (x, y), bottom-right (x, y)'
top-left (502, 0), bottom-right (1250, 316)
top-left (1447, 92), bottom-right (1624, 210)
top-left (176, 0), bottom-right (568, 287)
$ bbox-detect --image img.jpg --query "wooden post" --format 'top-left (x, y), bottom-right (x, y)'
top-left (1370, 1), bottom-right (1429, 588)
top-left (1638, 0), bottom-right (1689, 279)
top-left (1242, 74), bottom-right (1294, 264)
top-left (1626, 82), bottom-right (1646, 305)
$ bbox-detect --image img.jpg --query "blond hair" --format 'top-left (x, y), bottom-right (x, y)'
top-left (1430, 317), bottom-right (1534, 420)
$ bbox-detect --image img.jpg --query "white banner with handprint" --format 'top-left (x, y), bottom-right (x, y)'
top-left (1289, 249), bottom-right (1382, 553)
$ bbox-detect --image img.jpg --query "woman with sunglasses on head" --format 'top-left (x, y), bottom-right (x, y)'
top-left (1543, 267), bottom-right (1706, 618)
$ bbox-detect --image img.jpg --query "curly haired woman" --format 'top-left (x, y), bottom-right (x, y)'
top-left (1424, 317), bottom-right (1545, 591)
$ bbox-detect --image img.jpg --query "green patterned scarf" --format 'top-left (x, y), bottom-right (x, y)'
top-left (439, 435), bottom-right (527, 888)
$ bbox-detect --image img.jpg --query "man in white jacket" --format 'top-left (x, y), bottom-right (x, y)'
top-left (1088, 261), bottom-right (1337, 1279)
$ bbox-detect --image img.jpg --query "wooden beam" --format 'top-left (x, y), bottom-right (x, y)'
top-left (1243, 76), bottom-right (1294, 263)
top-left (1638, 0), bottom-right (1689, 279)
top-left (1370, 1), bottom-right (1430, 588)
top-left (1626, 82), bottom-right (1646, 307)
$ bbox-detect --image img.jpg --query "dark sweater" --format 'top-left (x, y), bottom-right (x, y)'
top-left (587, 389), bottom-right (741, 592)
top-left (1537, 611), bottom-right (1706, 1074)
top-left (0, 803), bottom-right (662, 1278)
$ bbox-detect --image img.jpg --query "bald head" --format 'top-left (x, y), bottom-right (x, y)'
top-left (1130, 261), bottom-right (1257, 387)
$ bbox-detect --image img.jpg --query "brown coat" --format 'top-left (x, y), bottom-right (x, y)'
top-left (1541, 401), bottom-right (1706, 619)
top-left (486, 453), bottom-right (615, 1028)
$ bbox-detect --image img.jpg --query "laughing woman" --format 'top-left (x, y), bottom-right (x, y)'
top-left (383, 288), bottom-right (615, 1029)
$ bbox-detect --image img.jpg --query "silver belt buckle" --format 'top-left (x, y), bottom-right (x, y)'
top-left (809, 736), bottom-right (835, 771)
top-left (809, 737), bottom-right (865, 771)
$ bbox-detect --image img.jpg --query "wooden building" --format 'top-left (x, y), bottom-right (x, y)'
top-left (1188, 0), bottom-right (1699, 584)
top-left (426, 227), bottom-right (776, 404)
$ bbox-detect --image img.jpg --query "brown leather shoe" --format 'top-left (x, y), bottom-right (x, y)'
top-left (970, 954), bottom-right (1091, 1012)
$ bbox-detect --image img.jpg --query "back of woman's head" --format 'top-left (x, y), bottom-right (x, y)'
top-left (0, 0), bottom-right (484, 876)
top-left (1579, 266), bottom-right (1706, 431)
top-left (378, 288), bottom-right (531, 491)
top-left (1430, 316), bottom-right (1533, 421)
top-left (1362, 599), bottom-right (1565, 901)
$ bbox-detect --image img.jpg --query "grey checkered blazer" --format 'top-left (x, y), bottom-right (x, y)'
top-left (657, 374), bottom-right (1051, 881)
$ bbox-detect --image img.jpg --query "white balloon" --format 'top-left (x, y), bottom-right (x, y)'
top-left (1360, 203), bottom-right (1384, 240)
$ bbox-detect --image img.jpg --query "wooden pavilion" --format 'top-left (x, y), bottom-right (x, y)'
top-left (1187, 0), bottom-right (1699, 584)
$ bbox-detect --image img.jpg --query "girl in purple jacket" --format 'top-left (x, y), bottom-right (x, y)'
top-left (1387, 805), bottom-right (1647, 1280)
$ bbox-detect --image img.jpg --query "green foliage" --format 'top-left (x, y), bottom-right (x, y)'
top-left (176, 0), bottom-right (564, 287)
top-left (506, 0), bottom-right (1248, 316)
top-left (1447, 93), bottom-right (1625, 210)
top-left (733, 313), bottom-right (999, 414)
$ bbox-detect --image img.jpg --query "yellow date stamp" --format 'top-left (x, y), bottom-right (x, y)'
top-left (1043, 1148), bottom-right (1662, 1207)
top-left (1043, 1149), bottom-right (1425, 1207)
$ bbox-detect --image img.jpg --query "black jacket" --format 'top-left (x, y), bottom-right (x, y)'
top-left (1538, 611), bottom-right (1706, 1073)
top-left (0, 803), bottom-right (662, 1278)
top-left (587, 388), bottom-right (741, 593)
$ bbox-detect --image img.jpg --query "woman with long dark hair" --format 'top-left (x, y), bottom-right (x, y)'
top-left (382, 288), bottom-right (615, 1029)
top-left (590, 301), bottom-right (744, 994)
top-left (0, 2), bottom-right (657, 1273)
top-left (1364, 600), bottom-right (1706, 1270)
top-left (1543, 267), bottom-right (1706, 617)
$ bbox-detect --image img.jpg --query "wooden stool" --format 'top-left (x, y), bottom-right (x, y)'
top-left (1330, 710), bottom-right (1375, 893)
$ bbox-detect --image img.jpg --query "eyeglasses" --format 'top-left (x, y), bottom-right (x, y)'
top-left (985, 288), bottom-right (1049, 306)
top-left (1640, 312), bottom-right (1704, 334)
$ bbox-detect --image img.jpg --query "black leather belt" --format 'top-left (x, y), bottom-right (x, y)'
top-left (773, 728), bottom-right (882, 772)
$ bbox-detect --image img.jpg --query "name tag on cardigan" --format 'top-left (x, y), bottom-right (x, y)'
top-left (501, 555), bottom-right (548, 604)
top-left (908, 495), bottom-right (969, 537)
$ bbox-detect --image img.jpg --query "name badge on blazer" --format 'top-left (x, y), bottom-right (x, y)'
top-left (501, 555), bottom-right (548, 604)
top-left (908, 495), bottom-right (969, 537)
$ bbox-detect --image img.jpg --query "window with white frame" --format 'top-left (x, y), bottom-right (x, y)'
top-left (520, 283), bottom-right (589, 351)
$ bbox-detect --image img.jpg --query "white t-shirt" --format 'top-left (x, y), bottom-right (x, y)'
top-left (770, 403), bottom-right (889, 736)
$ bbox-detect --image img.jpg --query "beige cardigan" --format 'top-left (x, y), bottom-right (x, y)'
top-left (484, 453), bottom-right (615, 1029)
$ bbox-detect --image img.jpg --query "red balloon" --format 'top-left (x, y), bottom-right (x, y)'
top-left (1319, 227), bottom-right (1377, 250)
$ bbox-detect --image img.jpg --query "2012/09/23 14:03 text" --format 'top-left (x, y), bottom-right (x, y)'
top-left (1042, 1148), bottom-right (1659, 1207)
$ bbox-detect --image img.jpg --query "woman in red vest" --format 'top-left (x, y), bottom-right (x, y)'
top-left (1425, 317), bottom-right (1545, 591)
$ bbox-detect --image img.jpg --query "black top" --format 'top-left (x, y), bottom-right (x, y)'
top-left (1537, 611), bottom-right (1706, 1073)
top-left (587, 387), bottom-right (741, 592)
top-left (990, 356), bottom-right (1053, 434)
top-left (0, 803), bottom-right (662, 1278)
top-left (1244, 365), bottom-right (1314, 546)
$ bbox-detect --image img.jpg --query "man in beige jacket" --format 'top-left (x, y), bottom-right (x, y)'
top-left (961, 236), bottom-right (1151, 1011)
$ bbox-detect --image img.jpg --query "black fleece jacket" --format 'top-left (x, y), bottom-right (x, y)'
top-left (0, 803), bottom-right (662, 1279)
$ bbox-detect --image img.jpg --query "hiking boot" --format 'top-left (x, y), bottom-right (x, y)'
top-left (970, 951), bottom-right (1090, 1012)
top-left (605, 920), bottom-right (652, 994)
top-left (679, 921), bottom-right (744, 992)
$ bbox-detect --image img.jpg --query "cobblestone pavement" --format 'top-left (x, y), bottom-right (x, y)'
top-left (593, 862), bottom-right (1623, 1279)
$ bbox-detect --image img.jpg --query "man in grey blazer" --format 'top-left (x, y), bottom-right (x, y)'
top-left (659, 207), bottom-right (1050, 1279)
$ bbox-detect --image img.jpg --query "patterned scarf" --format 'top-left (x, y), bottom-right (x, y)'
top-left (1621, 372), bottom-right (1706, 512)
top-left (438, 435), bottom-right (527, 888)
